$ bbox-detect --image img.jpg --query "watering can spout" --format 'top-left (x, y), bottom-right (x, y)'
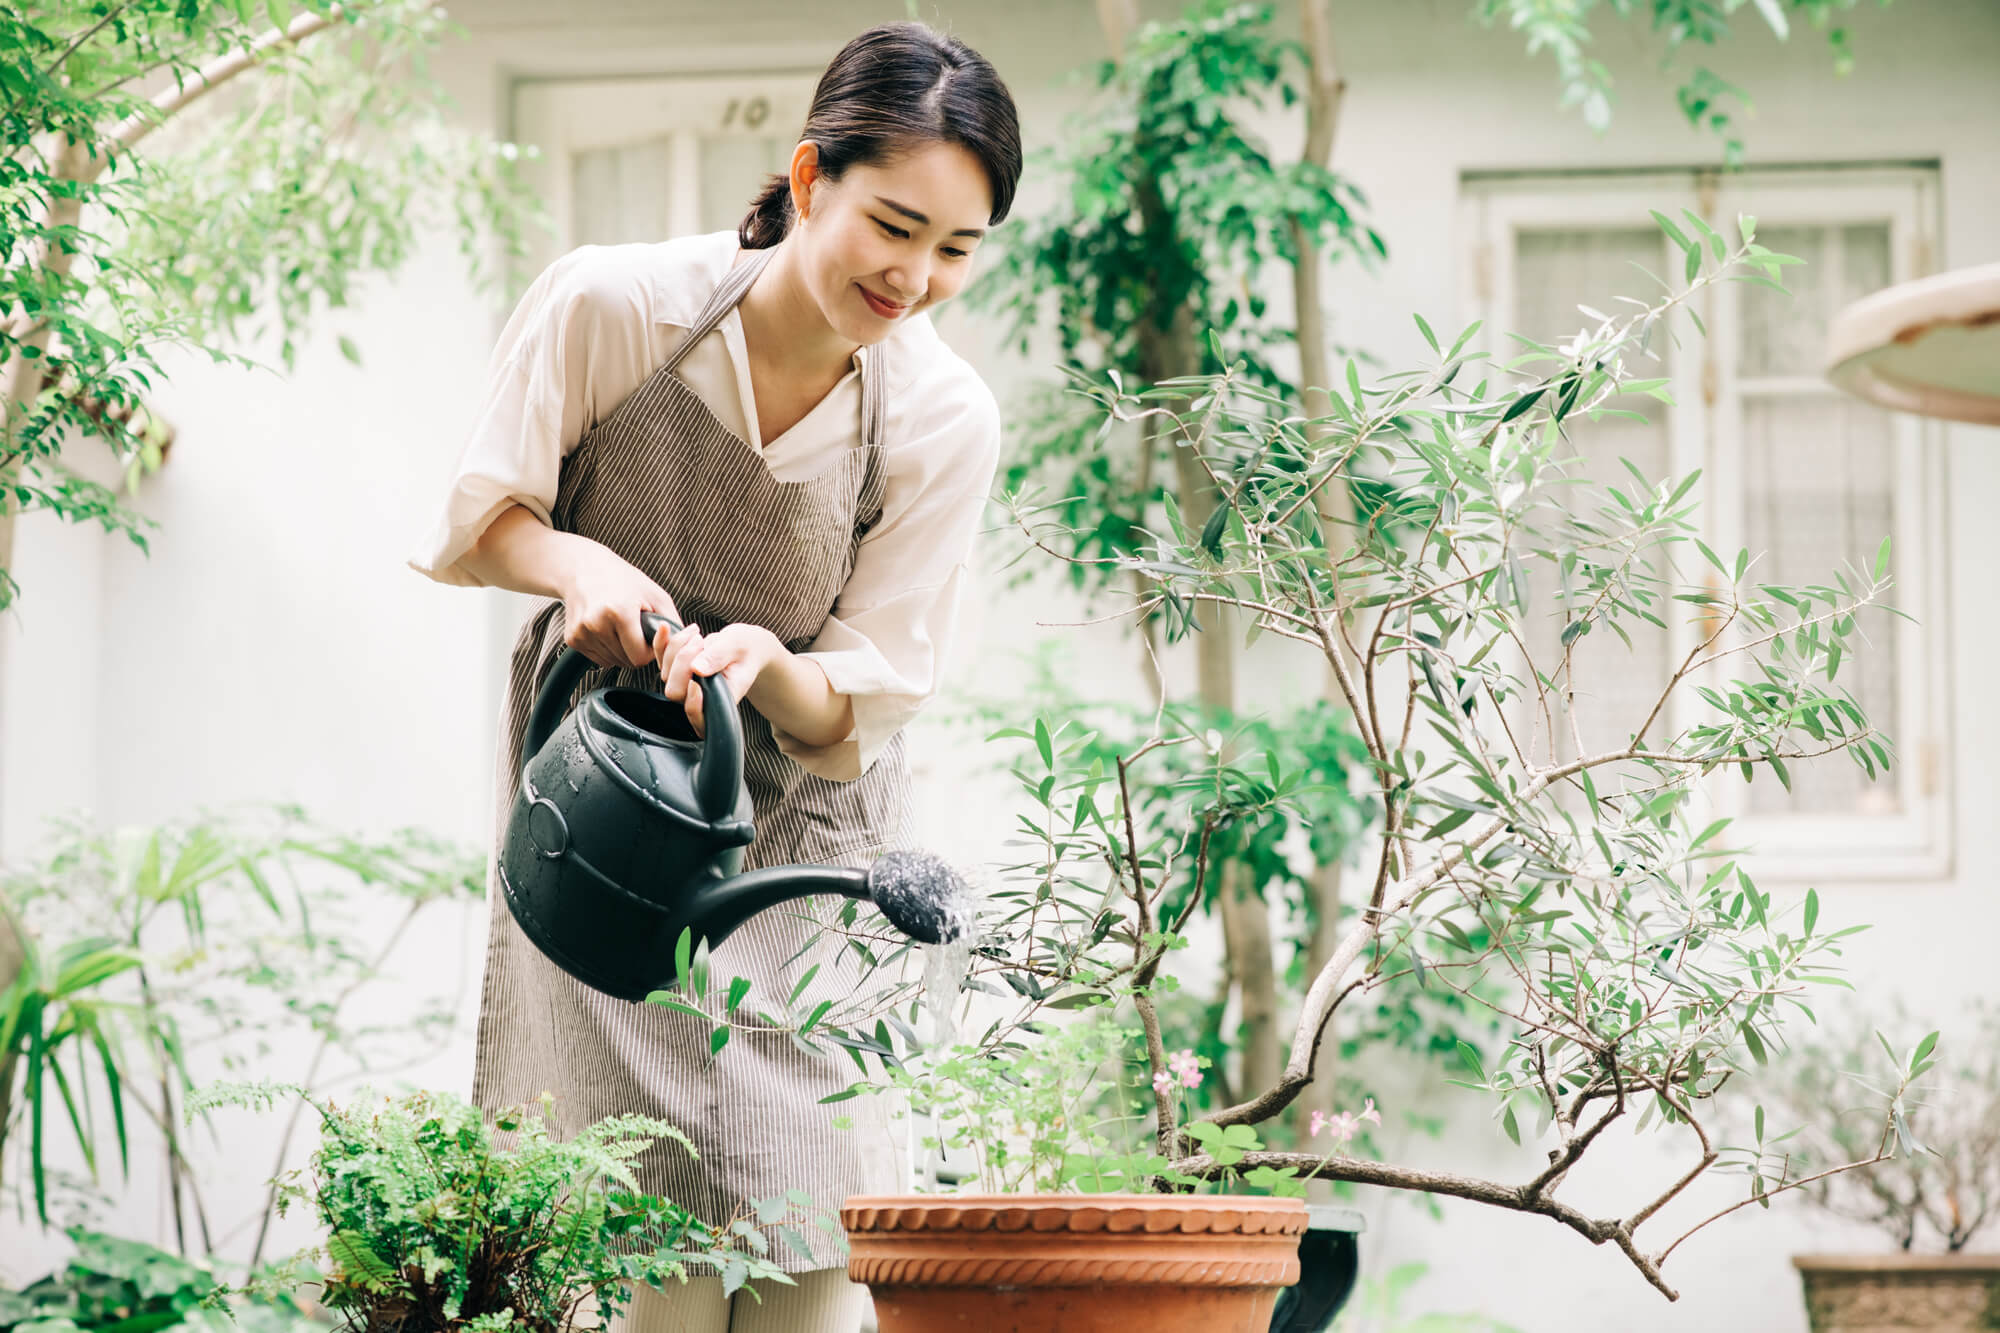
top-left (689, 851), bottom-right (969, 951)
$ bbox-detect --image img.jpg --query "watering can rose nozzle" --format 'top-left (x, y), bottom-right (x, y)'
top-left (865, 850), bottom-right (972, 946)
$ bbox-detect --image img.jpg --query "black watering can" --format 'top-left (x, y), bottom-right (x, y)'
top-left (498, 612), bottom-right (963, 1002)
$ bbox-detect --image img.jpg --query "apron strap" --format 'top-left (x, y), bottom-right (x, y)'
top-left (664, 241), bottom-right (891, 450)
top-left (662, 245), bottom-right (777, 376)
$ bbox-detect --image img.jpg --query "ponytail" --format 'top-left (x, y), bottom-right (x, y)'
top-left (738, 174), bottom-right (794, 251)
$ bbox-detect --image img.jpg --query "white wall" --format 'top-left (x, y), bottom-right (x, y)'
top-left (3, 0), bottom-right (1995, 1328)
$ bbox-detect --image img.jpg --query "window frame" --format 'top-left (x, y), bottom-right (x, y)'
top-left (1458, 166), bottom-right (1951, 883)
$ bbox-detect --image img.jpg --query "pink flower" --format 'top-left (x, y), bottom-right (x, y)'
top-left (1167, 1049), bottom-right (1202, 1089)
top-left (1309, 1100), bottom-right (1385, 1153)
top-left (1152, 1069), bottom-right (1176, 1096)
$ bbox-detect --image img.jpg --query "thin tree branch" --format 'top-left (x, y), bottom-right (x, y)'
top-left (97, 9), bottom-right (343, 173)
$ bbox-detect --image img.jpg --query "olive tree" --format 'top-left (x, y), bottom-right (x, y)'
top-left (972, 221), bottom-right (1923, 1298)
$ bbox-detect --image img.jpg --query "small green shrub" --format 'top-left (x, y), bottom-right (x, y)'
top-left (0, 1227), bottom-right (308, 1333)
top-left (201, 1085), bottom-right (822, 1331)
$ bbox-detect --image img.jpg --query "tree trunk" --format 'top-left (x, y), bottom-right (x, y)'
top-left (1298, 858), bottom-right (1344, 1148)
top-left (0, 137), bottom-right (90, 847)
top-left (1289, 0), bottom-right (1359, 1156)
top-left (1100, 0), bottom-right (1283, 1117)
top-left (1096, 0), bottom-right (1140, 53)
top-left (1161, 377), bottom-right (1280, 1105)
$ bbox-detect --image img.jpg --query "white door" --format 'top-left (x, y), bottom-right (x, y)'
top-left (515, 72), bottom-right (815, 266)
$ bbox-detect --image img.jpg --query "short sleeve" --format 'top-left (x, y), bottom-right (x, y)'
top-left (771, 362), bottom-right (1002, 781)
top-left (408, 247), bottom-right (660, 586)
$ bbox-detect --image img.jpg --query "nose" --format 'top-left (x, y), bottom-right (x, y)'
top-left (883, 258), bottom-right (927, 304)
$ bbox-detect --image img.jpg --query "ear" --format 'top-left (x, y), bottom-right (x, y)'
top-left (788, 141), bottom-right (822, 221)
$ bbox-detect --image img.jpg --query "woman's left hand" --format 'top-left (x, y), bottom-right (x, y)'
top-left (658, 622), bottom-right (783, 736)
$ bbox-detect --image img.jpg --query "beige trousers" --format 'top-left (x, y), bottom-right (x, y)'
top-left (615, 1270), bottom-right (869, 1333)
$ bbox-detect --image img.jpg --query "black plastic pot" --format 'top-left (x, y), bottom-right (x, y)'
top-left (1269, 1204), bottom-right (1366, 1333)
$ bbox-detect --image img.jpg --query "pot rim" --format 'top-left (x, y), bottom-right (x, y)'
top-left (841, 1193), bottom-right (1309, 1239)
top-left (845, 1193), bottom-right (1309, 1208)
top-left (1792, 1251), bottom-right (2000, 1273)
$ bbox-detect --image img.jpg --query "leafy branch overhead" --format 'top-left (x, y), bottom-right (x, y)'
top-left (969, 2), bottom-right (1385, 596)
top-left (0, 0), bottom-right (544, 608)
top-left (1481, 0), bottom-right (1894, 162)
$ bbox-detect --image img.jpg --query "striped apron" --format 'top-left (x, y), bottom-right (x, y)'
top-left (474, 245), bottom-right (913, 1272)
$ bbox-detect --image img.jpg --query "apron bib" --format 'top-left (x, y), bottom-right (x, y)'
top-left (474, 246), bottom-right (913, 1271)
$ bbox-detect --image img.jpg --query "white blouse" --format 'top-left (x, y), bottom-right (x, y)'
top-left (410, 230), bottom-right (1001, 781)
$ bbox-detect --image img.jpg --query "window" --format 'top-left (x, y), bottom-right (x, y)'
top-left (1461, 167), bottom-right (1949, 881)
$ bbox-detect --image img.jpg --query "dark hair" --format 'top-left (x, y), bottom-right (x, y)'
top-left (738, 22), bottom-right (1021, 250)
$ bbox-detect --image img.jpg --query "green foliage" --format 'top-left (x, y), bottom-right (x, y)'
top-left (1477, 0), bottom-right (1895, 162)
top-left (953, 661), bottom-right (1500, 1137)
top-left (872, 1008), bottom-right (1316, 1197)
top-left (0, 808), bottom-right (482, 1232)
top-left (970, 1), bottom-right (1382, 594)
top-left (927, 214), bottom-right (1920, 1279)
top-left (0, 1228), bottom-right (219, 1333)
top-left (879, 1014), bottom-right (1165, 1194)
top-left (0, 0), bottom-right (544, 608)
top-left (1006, 221), bottom-right (1894, 1137)
top-left (196, 1084), bottom-right (821, 1328)
top-left (1732, 999), bottom-right (1994, 1252)
top-left (0, 1226), bottom-right (313, 1333)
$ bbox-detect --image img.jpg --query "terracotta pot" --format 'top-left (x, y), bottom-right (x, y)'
top-left (842, 1194), bottom-right (1305, 1333)
top-left (1794, 1253), bottom-right (2000, 1332)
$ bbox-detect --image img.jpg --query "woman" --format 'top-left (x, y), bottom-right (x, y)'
top-left (409, 22), bottom-right (1020, 1333)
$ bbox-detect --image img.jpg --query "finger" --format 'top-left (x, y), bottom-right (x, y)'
top-left (665, 628), bottom-right (704, 701)
top-left (685, 671), bottom-right (706, 737)
top-left (613, 611), bottom-right (654, 670)
top-left (657, 627), bottom-right (693, 697)
top-left (690, 633), bottom-right (721, 675)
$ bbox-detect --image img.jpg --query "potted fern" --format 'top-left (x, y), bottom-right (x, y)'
top-left (196, 1085), bottom-right (826, 1330)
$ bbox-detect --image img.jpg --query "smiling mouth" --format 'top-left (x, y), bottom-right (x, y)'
top-left (859, 286), bottom-right (914, 317)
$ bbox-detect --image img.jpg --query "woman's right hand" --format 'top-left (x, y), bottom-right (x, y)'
top-left (557, 541), bottom-right (680, 670)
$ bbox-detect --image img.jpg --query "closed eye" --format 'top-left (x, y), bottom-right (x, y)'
top-left (877, 215), bottom-right (973, 260)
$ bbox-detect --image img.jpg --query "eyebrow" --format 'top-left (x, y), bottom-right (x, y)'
top-left (875, 196), bottom-right (986, 239)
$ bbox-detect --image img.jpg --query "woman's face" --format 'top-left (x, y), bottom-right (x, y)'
top-left (792, 140), bottom-right (994, 345)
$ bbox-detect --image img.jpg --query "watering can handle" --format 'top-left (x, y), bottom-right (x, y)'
top-left (521, 610), bottom-right (744, 825)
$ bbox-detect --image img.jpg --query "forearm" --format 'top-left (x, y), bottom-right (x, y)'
top-left (456, 503), bottom-right (598, 600)
top-left (746, 651), bottom-right (857, 750)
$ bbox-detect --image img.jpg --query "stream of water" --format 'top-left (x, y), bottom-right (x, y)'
top-left (914, 861), bottom-right (986, 1192)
